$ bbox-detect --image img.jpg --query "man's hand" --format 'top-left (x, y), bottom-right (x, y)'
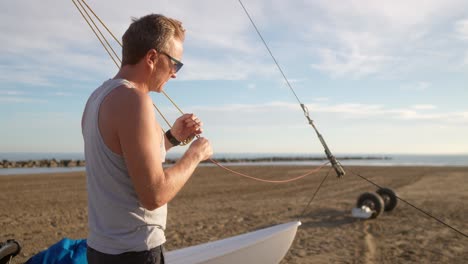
top-left (170, 113), bottom-right (203, 142)
top-left (187, 137), bottom-right (213, 162)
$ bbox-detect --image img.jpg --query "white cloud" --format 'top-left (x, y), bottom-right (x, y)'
top-left (0, 97), bottom-right (47, 104)
top-left (455, 19), bottom-right (468, 40)
top-left (180, 56), bottom-right (276, 80)
top-left (313, 97), bottom-right (329, 102)
top-left (311, 48), bottom-right (397, 78)
top-left (49, 92), bottom-right (75, 97)
top-left (411, 104), bottom-right (436, 110)
top-left (388, 109), bottom-right (468, 123)
top-left (0, 91), bottom-right (25, 95)
top-left (186, 100), bottom-right (468, 125)
top-left (191, 101), bottom-right (298, 113)
top-left (400, 82), bottom-right (431, 91)
top-left (298, 0), bottom-right (468, 78)
top-left (2, 0), bottom-right (468, 85)
top-left (0, 90), bottom-right (47, 104)
top-left (0, 65), bottom-right (54, 87)
top-left (0, 0), bottom-right (119, 87)
top-left (0, 0), bottom-right (280, 86)
top-left (285, 79), bottom-right (305, 84)
top-left (465, 52), bottom-right (468, 65)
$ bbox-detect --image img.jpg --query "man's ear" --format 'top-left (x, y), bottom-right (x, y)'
top-left (147, 49), bottom-right (159, 65)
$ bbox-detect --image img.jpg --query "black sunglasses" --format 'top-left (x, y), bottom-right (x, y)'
top-left (159, 51), bottom-right (183, 73)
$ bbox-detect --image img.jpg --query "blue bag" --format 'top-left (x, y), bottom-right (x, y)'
top-left (25, 238), bottom-right (87, 264)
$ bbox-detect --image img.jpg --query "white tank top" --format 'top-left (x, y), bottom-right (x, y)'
top-left (82, 79), bottom-right (167, 254)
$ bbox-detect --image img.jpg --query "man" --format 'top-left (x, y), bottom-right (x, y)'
top-left (81, 14), bottom-right (213, 264)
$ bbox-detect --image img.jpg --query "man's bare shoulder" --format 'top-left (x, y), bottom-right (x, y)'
top-left (104, 85), bottom-right (153, 114)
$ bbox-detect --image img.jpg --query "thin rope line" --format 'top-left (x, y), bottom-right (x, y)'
top-left (299, 167), bottom-right (332, 217)
top-left (71, 0), bottom-right (120, 68)
top-left (153, 103), bottom-right (172, 128)
top-left (75, 0), bottom-right (121, 64)
top-left (209, 160), bottom-right (329, 183)
top-left (236, 0), bottom-right (346, 178)
top-left (346, 167), bottom-right (468, 239)
top-left (237, 0), bottom-right (302, 105)
top-left (161, 90), bottom-right (185, 114)
top-left (79, 0), bottom-right (123, 46)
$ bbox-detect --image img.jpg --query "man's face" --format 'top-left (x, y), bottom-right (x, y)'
top-left (152, 38), bottom-right (184, 93)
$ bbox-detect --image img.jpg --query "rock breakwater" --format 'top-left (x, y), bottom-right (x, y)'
top-left (0, 156), bottom-right (390, 169)
top-left (0, 159), bottom-right (86, 169)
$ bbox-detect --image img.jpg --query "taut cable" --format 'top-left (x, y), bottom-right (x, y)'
top-left (209, 160), bottom-right (329, 183)
top-left (237, 0), bottom-right (345, 178)
top-left (71, 0), bottom-right (120, 68)
top-left (79, 0), bottom-right (123, 47)
top-left (74, 0), bottom-right (121, 64)
top-left (299, 167), bottom-right (332, 218)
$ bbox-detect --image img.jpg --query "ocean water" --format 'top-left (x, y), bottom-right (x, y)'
top-left (0, 152), bottom-right (467, 176)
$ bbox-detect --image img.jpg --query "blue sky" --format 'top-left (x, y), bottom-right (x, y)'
top-left (1, 0), bottom-right (467, 155)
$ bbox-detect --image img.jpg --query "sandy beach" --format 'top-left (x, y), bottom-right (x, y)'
top-left (1, 165), bottom-right (467, 263)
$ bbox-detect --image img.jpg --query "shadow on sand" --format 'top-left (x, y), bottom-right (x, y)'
top-left (297, 208), bottom-right (359, 229)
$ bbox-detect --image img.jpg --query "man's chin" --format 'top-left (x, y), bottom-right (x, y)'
top-left (153, 85), bottom-right (164, 93)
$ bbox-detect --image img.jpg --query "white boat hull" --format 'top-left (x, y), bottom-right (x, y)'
top-left (166, 221), bottom-right (301, 264)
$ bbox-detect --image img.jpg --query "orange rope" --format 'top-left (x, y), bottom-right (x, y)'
top-left (208, 159), bottom-right (329, 183)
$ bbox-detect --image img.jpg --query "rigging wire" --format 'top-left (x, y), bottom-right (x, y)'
top-left (236, 0), bottom-right (300, 104)
top-left (78, 0), bottom-right (123, 47)
top-left (74, 0), bottom-right (121, 64)
top-left (299, 167), bottom-right (332, 218)
top-left (70, 0), bottom-right (327, 184)
top-left (71, 0), bottom-right (120, 68)
top-left (209, 161), bottom-right (329, 184)
top-left (236, 0), bottom-right (345, 178)
top-left (346, 167), bottom-right (468, 238)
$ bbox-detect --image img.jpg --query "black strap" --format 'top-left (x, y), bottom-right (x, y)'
top-left (165, 130), bottom-right (180, 146)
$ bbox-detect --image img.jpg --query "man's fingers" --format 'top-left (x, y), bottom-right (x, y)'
top-left (187, 122), bottom-right (203, 128)
top-left (184, 116), bottom-right (199, 122)
top-left (178, 113), bottom-right (194, 121)
top-left (185, 118), bottom-right (202, 128)
top-left (176, 114), bottom-right (204, 135)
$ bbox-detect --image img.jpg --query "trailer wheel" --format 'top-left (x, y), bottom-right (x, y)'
top-left (357, 192), bottom-right (384, 219)
top-left (0, 239), bottom-right (21, 264)
top-left (376, 187), bottom-right (398, 211)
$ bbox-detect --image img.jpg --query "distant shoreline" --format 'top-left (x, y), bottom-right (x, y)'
top-left (197, 156), bottom-right (391, 164)
top-left (0, 156), bottom-right (391, 169)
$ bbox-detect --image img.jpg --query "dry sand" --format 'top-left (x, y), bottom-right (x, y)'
top-left (1, 165), bottom-right (467, 263)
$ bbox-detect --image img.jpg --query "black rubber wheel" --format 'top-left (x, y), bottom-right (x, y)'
top-left (376, 187), bottom-right (398, 212)
top-left (0, 240), bottom-right (21, 264)
top-left (356, 192), bottom-right (385, 219)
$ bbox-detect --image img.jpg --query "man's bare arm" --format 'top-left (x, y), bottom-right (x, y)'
top-left (115, 88), bottom-right (211, 210)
